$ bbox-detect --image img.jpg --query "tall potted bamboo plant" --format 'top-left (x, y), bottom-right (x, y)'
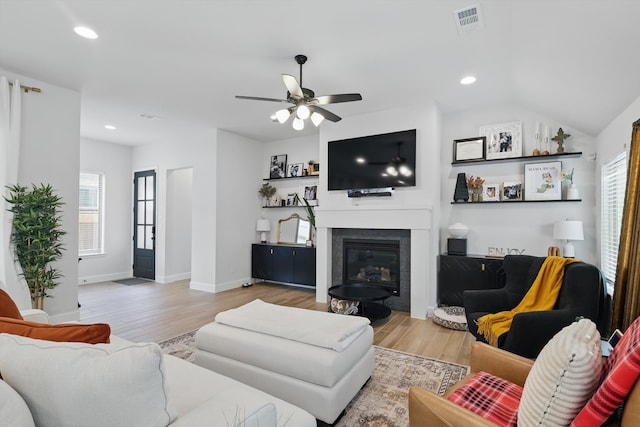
top-left (5, 184), bottom-right (66, 310)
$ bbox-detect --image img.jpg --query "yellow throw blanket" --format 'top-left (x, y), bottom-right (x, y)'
top-left (476, 256), bottom-right (578, 347)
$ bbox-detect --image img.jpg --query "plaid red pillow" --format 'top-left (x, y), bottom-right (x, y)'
top-left (447, 371), bottom-right (522, 427)
top-left (571, 316), bottom-right (640, 426)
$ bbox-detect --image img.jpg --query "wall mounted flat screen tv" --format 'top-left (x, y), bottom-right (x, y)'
top-left (328, 129), bottom-right (417, 191)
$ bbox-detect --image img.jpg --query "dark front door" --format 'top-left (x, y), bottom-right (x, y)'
top-left (133, 170), bottom-right (156, 280)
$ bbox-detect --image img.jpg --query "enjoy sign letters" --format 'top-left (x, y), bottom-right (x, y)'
top-left (487, 247), bottom-right (526, 256)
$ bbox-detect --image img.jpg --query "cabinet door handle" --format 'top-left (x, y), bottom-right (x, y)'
top-left (481, 263), bottom-right (485, 271)
top-left (270, 248), bottom-right (273, 255)
top-left (293, 249), bottom-right (296, 256)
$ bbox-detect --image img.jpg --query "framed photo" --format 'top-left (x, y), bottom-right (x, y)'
top-left (302, 184), bottom-right (318, 206)
top-left (453, 137), bottom-right (486, 162)
top-left (524, 161), bottom-right (562, 201)
top-left (502, 181), bottom-right (522, 201)
top-left (286, 193), bottom-right (298, 206)
top-left (483, 183), bottom-right (500, 201)
top-left (480, 121), bottom-right (523, 160)
top-left (287, 162), bottom-right (304, 178)
top-left (270, 154), bottom-right (287, 179)
top-left (309, 163), bottom-right (320, 176)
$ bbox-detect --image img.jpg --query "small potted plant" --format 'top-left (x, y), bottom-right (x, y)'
top-left (258, 183), bottom-right (276, 207)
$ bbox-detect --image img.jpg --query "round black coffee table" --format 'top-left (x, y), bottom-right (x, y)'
top-left (328, 283), bottom-right (391, 321)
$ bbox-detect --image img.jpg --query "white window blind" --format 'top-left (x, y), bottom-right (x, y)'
top-left (79, 172), bottom-right (105, 255)
top-left (601, 152), bottom-right (627, 294)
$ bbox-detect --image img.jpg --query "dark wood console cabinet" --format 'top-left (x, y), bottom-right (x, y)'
top-left (438, 254), bottom-right (506, 307)
top-left (251, 244), bottom-right (316, 287)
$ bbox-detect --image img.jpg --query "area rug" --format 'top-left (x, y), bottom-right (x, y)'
top-left (158, 331), bottom-right (469, 427)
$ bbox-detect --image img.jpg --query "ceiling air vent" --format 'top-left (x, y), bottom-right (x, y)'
top-left (453, 4), bottom-right (483, 33)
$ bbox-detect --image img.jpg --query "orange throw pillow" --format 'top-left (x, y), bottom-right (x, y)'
top-left (0, 317), bottom-right (110, 344)
top-left (0, 288), bottom-right (23, 320)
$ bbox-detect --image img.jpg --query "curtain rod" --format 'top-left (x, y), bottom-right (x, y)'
top-left (8, 81), bottom-right (41, 93)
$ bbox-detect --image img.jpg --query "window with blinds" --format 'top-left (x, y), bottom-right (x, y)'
top-left (601, 152), bottom-right (627, 294)
top-left (79, 172), bottom-right (105, 255)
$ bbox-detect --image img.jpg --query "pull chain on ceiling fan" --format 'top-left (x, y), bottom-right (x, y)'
top-left (236, 54), bottom-right (362, 130)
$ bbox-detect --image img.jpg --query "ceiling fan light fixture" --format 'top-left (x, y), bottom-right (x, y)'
top-left (296, 105), bottom-right (311, 120)
top-left (310, 111), bottom-right (325, 127)
top-left (292, 117), bottom-right (304, 130)
top-left (275, 109), bottom-right (291, 123)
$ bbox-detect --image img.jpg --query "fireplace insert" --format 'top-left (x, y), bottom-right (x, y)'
top-left (343, 239), bottom-right (400, 295)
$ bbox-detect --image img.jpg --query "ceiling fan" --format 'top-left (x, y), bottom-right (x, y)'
top-left (235, 54), bottom-right (362, 130)
top-left (368, 142), bottom-right (413, 177)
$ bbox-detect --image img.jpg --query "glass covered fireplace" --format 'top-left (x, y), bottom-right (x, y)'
top-left (343, 239), bottom-right (400, 295)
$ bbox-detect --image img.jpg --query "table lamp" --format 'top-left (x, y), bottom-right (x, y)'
top-left (553, 220), bottom-right (584, 258)
top-left (256, 219), bottom-right (271, 243)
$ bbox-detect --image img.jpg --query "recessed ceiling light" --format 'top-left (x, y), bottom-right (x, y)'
top-left (460, 76), bottom-right (477, 85)
top-left (74, 26), bottom-right (98, 39)
top-left (104, 124), bottom-right (116, 130)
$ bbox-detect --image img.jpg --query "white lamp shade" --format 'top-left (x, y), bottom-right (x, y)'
top-left (256, 219), bottom-right (271, 232)
top-left (310, 111), bottom-right (325, 127)
top-left (296, 105), bottom-right (310, 120)
top-left (292, 117), bottom-right (304, 130)
top-left (553, 220), bottom-right (584, 241)
top-left (274, 109), bottom-right (290, 124)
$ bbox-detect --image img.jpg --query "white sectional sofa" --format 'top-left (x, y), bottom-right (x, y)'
top-left (0, 299), bottom-right (316, 427)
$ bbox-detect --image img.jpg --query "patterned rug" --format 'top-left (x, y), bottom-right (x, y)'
top-left (158, 331), bottom-right (469, 427)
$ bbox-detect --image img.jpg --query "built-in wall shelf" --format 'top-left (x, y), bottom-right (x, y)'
top-left (451, 199), bottom-right (582, 205)
top-left (263, 175), bottom-right (319, 181)
top-left (262, 205), bottom-right (318, 209)
top-left (451, 151), bottom-right (582, 166)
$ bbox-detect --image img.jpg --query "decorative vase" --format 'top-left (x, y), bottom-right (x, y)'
top-left (471, 188), bottom-right (482, 202)
top-left (567, 183), bottom-right (580, 200)
top-left (448, 223), bottom-right (469, 239)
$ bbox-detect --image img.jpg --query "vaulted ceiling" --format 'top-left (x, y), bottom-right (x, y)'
top-left (1, 0), bottom-right (639, 145)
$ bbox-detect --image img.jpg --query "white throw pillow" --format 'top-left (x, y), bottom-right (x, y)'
top-left (518, 319), bottom-right (603, 427)
top-left (0, 379), bottom-right (35, 427)
top-left (0, 334), bottom-right (177, 427)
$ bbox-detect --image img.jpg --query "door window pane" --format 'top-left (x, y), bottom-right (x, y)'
top-left (146, 176), bottom-right (154, 201)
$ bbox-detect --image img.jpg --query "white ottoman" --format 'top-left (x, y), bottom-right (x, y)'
top-left (194, 300), bottom-right (375, 424)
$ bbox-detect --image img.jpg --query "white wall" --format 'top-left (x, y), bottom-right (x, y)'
top-left (79, 138), bottom-right (133, 284)
top-left (214, 130), bottom-right (264, 290)
top-left (258, 134), bottom-right (320, 243)
top-left (440, 103), bottom-right (598, 264)
top-left (165, 167), bottom-right (192, 282)
top-left (1, 68), bottom-right (81, 321)
top-left (317, 104), bottom-right (442, 314)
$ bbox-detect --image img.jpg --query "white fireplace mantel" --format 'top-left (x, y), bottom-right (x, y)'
top-left (315, 205), bottom-right (433, 319)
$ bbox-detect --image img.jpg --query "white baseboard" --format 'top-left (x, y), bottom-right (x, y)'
top-left (189, 278), bottom-right (251, 294)
top-left (78, 272), bottom-right (131, 285)
top-left (156, 272), bottom-right (191, 284)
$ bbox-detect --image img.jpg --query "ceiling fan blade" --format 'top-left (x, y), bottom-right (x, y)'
top-left (312, 106), bottom-right (341, 122)
top-left (313, 93), bottom-right (362, 105)
top-left (235, 95), bottom-right (290, 103)
top-left (282, 74), bottom-right (304, 99)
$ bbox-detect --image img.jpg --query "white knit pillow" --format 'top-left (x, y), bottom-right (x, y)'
top-left (518, 319), bottom-right (603, 427)
top-left (0, 334), bottom-right (176, 427)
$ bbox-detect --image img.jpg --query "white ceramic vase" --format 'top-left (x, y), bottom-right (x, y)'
top-left (567, 183), bottom-right (580, 200)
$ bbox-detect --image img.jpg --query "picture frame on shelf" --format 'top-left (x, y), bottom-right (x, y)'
top-left (483, 182), bottom-right (501, 201)
top-left (480, 121), bottom-right (523, 160)
top-left (453, 136), bottom-right (486, 162)
top-left (309, 163), bottom-right (320, 175)
top-left (270, 154), bottom-right (287, 179)
top-left (286, 193), bottom-right (298, 206)
top-left (524, 161), bottom-right (562, 201)
top-left (287, 162), bottom-right (304, 178)
top-left (502, 181), bottom-right (522, 201)
top-left (302, 184), bottom-right (318, 206)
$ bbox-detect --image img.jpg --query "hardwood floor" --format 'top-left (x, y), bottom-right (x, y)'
top-left (78, 280), bottom-right (475, 365)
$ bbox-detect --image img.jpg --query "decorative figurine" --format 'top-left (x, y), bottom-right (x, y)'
top-left (551, 128), bottom-right (571, 153)
top-left (453, 173), bottom-right (469, 202)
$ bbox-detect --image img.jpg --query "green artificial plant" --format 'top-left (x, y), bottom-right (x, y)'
top-left (295, 194), bottom-right (315, 229)
top-left (5, 184), bottom-right (66, 309)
